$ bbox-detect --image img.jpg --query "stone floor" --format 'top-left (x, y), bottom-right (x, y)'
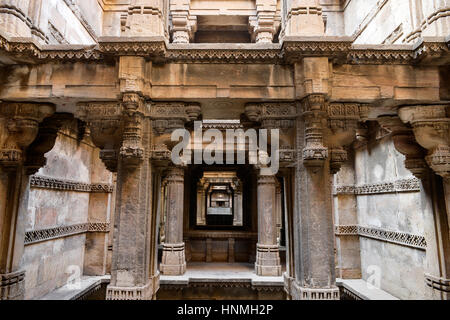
top-left (160, 262), bottom-right (285, 286)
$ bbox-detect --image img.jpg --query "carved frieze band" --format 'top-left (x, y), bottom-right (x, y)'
top-left (30, 175), bottom-right (114, 193)
top-left (25, 222), bottom-right (110, 245)
top-left (333, 178), bottom-right (420, 195)
top-left (335, 225), bottom-right (427, 250)
top-left (0, 32), bottom-right (447, 64)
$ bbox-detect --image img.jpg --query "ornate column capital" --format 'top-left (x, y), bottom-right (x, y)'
top-left (163, 166), bottom-right (185, 184)
top-left (327, 103), bottom-right (368, 174)
top-left (398, 105), bottom-right (450, 179)
top-left (245, 102), bottom-right (297, 167)
top-left (378, 115), bottom-right (429, 179)
top-left (150, 102), bottom-right (201, 163)
top-left (76, 101), bottom-right (124, 172)
top-left (0, 102), bottom-right (55, 170)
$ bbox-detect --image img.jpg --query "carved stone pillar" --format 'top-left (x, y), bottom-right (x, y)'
top-left (122, 0), bottom-right (166, 37)
top-left (160, 167), bottom-right (186, 275)
top-left (249, 0), bottom-right (279, 43)
top-left (255, 175), bottom-right (282, 276)
top-left (290, 94), bottom-right (339, 300)
top-left (0, 102), bottom-right (55, 300)
top-left (169, 0), bottom-right (196, 43)
top-left (77, 97), bottom-right (159, 300)
top-left (283, 0), bottom-right (324, 38)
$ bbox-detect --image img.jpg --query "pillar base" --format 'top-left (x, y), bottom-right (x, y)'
top-left (425, 273), bottom-right (450, 300)
top-left (0, 270), bottom-right (25, 300)
top-left (106, 272), bottom-right (160, 300)
top-left (160, 243), bottom-right (187, 275)
top-left (255, 244), bottom-right (282, 276)
top-left (291, 281), bottom-right (340, 300)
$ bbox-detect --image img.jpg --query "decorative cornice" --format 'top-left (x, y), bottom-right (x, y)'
top-left (335, 225), bottom-right (427, 250)
top-left (30, 175), bottom-right (114, 193)
top-left (165, 47), bottom-right (283, 64)
top-left (0, 33), bottom-right (448, 65)
top-left (333, 178), bottom-right (421, 195)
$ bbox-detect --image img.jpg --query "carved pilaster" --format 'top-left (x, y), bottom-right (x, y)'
top-left (169, 0), bottom-right (197, 43)
top-left (249, 0), bottom-right (280, 43)
top-left (282, 0), bottom-right (324, 38)
top-left (122, 0), bottom-right (166, 37)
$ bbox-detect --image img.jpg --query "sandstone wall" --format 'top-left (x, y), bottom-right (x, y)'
top-left (343, 0), bottom-right (450, 44)
top-left (20, 119), bottom-right (113, 299)
top-left (354, 135), bottom-right (430, 299)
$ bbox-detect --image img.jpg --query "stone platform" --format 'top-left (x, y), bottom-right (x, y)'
top-left (158, 263), bottom-right (286, 300)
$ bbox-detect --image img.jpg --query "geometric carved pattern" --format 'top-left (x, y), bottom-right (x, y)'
top-left (333, 178), bottom-right (421, 195)
top-left (87, 222), bottom-right (110, 233)
top-left (335, 225), bottom-right (427, 250)
top-left (25, 223), bottom-right (89, 245)
top-left (30, 175), bottom-right (114, 193)
top-left (24, 222), bottom-right (111, 245)
top-left (1, 33), bottom-right (448, 65)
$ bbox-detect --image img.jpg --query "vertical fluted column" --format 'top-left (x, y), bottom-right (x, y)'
top-left (160, 167), bottom-right (186, 275)
top-left (255, 174), bottom-right (282, 276)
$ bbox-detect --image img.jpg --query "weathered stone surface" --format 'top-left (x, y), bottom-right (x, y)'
top-left (0, 0), bottom-right (449, 301)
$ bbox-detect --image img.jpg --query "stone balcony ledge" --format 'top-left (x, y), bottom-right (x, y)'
top-left (38, 275), bottom-right (110, 301)
top-left (337, 278), bottom-right (399, 300)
